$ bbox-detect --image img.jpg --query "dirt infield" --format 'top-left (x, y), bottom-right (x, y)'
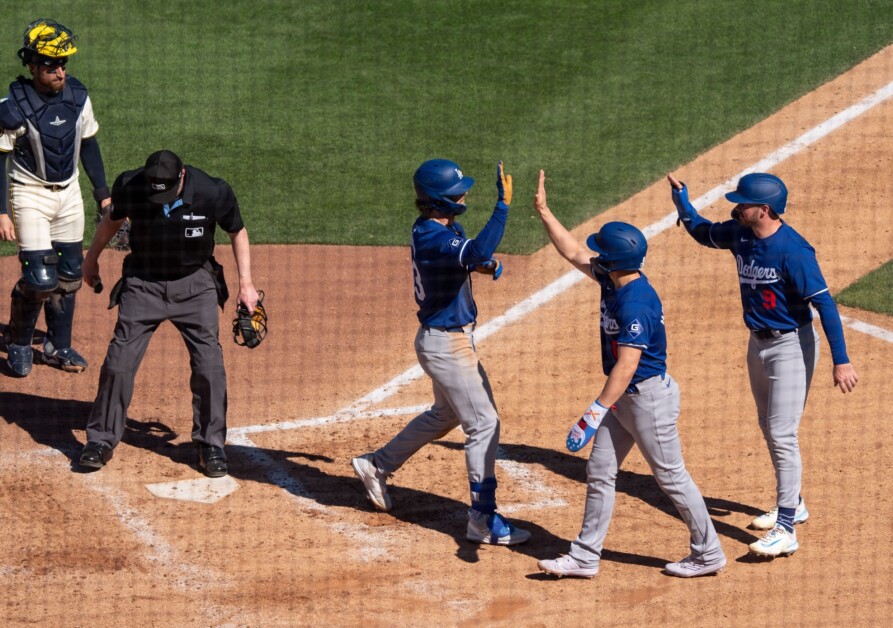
top-left (3, 47), bottom-right (893, 627)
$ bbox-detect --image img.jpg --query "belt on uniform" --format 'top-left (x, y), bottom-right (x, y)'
top-left (625, 372), bottom-right (667, 395)
top-left (11, 177), bottom-right (71, 192)
top-left (423, 323), bottom-right (475, 333)
top-left (752, 328), bottom-right (796, 340)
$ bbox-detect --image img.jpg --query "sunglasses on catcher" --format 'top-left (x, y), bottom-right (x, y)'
top-left (38, 58), bottom-right (67, 70)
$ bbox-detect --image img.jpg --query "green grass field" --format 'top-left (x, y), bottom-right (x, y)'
top-left (1, 1), bottom-right (892, 258)
top-left (838, 261), bottom-right (893, 316)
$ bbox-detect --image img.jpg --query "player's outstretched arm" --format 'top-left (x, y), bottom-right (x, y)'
top-left (668, 173), bottom-right (718, 245)
top-left (534, 170), bottom-right (591, 275)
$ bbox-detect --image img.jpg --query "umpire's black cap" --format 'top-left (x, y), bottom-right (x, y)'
top-left (144, 150), bottom-right (183, 204)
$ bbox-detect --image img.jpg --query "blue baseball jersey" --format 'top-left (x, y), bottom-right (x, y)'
top-left (411, 216), bottom-right (476, 327)
top-left (592, 270), bottom-right (667, 384)
top-left (685, 215), bottom-right (849, 364)
top-left (698, 220), bottom-right (827, 330)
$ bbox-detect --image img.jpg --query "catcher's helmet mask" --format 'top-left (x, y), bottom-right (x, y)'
top-left (233, 291), bottom-right (267, 349)
top-left (18, 19), bottom-right (78, 66)
top-left (586, 221), bottom-right (648, 274)
top-left (413, 159), bottom-right (475, 216)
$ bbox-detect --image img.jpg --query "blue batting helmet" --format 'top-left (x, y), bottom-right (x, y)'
top-left (413, 159), bottom-right (475, 215)
top-left (586, 222), bottom-right (647, 273)
top-left (725, 173), bottom-right (788, 215)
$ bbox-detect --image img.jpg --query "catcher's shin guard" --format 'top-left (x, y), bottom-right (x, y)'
top-left (7, 281), bottom-right (46, 346)
top-left (44, 289), bottom-right (77, 350)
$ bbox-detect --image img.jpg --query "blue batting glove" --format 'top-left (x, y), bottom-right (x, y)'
top-left (469, 259), bottom-right (503, 280)
top-left (566, 400), bottom-right (609, 452)
top-left (671, 183), bottom-right (698, 226)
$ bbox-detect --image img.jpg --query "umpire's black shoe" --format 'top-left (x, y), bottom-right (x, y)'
top-left (79, 442), bottom-right (114, 469)
top-left (198, 444), bottom-right (228, 478)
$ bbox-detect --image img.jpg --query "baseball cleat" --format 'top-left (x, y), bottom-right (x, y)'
top-left (41, 341), bottom-right (88, 373)
top-left (79, 442), bottom-right (114, 469)
top-left (6, 343), bottom-right (33, 377)
top-left (537, 554), bottom-right (599, 579)
top-left (351, 453), bottom-right (392, 511)
top-left (749, 524), bottom-right (799, 557)
top-left (749, 499), bottom-right (809, 530)
top-left (664, 553), bottom-right (727, 578)
top-left (466, 509), bottom-right (531, 545)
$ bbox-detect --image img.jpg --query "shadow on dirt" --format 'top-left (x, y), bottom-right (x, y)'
top-left (437, 440), bottom-right (764, 550)
top-left (1, 391), bottom-right (762, 561)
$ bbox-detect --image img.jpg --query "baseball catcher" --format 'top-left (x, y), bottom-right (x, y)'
top-left (233, 290), bottom-right (267, 348)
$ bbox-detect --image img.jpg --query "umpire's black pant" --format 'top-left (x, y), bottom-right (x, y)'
top-left (86, 268), bottom-right (227, 453)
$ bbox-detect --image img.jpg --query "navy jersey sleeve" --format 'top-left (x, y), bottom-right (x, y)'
top-left (614, 299), bottom-right (653, 350)
top-left (462, 204), bottom-right (508, 265)
top-left (415, 222), bottom-right (468, 269)
top-left (782, 241), bottom-right (829, 301)
top-left (674, 185), bottom-right (739, 249)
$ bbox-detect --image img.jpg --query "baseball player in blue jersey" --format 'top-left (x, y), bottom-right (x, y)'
top-left (534, 171), bottom-right (725, 579)
top-left (0, 19), bottom-right (112, 377)
top-left (669, 172), bottom-right (858, 557)
top-left (351, 159), bottom-right (530, 547)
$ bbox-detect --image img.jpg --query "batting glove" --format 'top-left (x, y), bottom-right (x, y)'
top-left (671, 183), bottom-right (698, 226)
top-left (566, 400), bottom-right (609, 452)
top-left (468, 258), bottom-right (502, 280)
top-left (496, 160), bottom-right (512, 209)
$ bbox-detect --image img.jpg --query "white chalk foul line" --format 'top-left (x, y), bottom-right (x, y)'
top-left (840, 315), bottom-right (893, 343)
top-left (239, 77), bottom-right (893, 437)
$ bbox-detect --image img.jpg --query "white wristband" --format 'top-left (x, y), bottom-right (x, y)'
top-left (581, 400), bottom-right (609, 429)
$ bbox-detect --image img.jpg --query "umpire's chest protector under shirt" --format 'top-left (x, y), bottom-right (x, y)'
top-left (110, 165), bottom-right (245, 280)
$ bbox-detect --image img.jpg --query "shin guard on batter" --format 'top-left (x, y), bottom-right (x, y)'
top-left (470, 477), bottom-right (497, 515)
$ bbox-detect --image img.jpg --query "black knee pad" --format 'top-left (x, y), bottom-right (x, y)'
top-left (19, 249), bottom-right (58, 292)
top-left (52, 241), bottom-right (84, 281)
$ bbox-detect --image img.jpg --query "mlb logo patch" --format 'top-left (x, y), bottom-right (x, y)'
top-left (185, 227), bottom-right (204, 238)
top-left (626, 319), bottom-right (643, 338)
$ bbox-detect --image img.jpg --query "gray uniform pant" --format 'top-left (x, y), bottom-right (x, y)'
top-left (86, 269), bottom-right (227, 451)
top-left (747, 324), bottom-right (819, 510)
top-left (374, 324), bottom-right (499, 485)
top-left (569, 374), bottom-right (723, 568)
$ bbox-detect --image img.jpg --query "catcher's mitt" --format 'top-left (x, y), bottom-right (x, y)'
top-left (233, 290), bottom-right (267, 349)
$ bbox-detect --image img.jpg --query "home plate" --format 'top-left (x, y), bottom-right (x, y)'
top-left (145, 476), bottom-right (240, 504)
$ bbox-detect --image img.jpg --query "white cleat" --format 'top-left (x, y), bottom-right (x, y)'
top-left (664, 553), bottom-right (727, 578)
top-left (749, 524), bottom-right (799, 557)
top-left (351, 453), bottom-right (392, 512)
top-left (537, 554), bottom-right (599, 579)
top-left (750, 499), bottom-right (809, 530)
